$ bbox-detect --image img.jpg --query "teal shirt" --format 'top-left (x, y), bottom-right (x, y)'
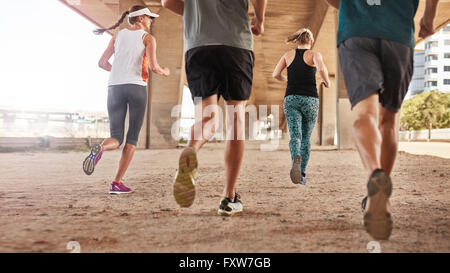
top-left (337, 0), bottom-right (419, 49)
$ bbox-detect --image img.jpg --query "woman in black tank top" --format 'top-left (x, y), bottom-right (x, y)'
top-left (272, 28), bottom-right (331, 185)
top-left (286, 48), bottom-right (318, 98)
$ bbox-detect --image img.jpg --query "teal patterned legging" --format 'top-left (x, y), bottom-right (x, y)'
top-left (283, 95), bottom-right (319, 173)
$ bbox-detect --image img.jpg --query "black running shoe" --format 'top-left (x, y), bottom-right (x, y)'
top-left (300, 172), bottom-right (306, 185)
top-left (218, 193), bottom-right (243, 216)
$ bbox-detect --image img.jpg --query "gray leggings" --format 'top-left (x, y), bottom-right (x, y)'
top-left (107, 84), bottom-right (147, 146)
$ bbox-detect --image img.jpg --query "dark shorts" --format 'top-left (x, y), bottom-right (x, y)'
top-left (185, 45), bottom-right (254, 103)
top-left (338, 37), bottom-right (414, 113)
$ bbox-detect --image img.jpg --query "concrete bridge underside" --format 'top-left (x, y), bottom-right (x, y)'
top-left (61, 0), bottom-right (450, 149)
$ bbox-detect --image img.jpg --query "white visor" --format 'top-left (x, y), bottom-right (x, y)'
top-left (128, 8), bottom-right (159, 19)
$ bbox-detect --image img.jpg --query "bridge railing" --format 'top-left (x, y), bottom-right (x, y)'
top-left (399, 128), bottom-right (450, 141)
top-left (0, 137), bottom-right (103, 152)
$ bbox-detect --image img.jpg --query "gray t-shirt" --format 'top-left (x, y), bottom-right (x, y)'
top-left (183, 0), bottom-right (253, 52)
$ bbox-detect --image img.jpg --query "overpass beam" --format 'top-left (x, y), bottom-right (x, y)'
top-left (309, 2), bottom-right (336, 146)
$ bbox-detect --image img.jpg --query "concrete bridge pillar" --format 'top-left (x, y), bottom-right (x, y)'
top-left (334, 12), bottom-right (355, 150)
top-left (146, 7), bottom-right (184, 149)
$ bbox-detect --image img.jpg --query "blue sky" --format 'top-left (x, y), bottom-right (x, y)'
top-left (0, 0), bottom-right (112, 113)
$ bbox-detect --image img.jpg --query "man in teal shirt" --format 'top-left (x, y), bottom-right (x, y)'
top-left (327, 0), bottom-right (440, 240)
top-left (338, 0), bottom-right (419, 49)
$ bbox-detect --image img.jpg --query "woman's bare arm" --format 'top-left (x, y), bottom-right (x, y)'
top-left (272, 54), bottom-right (287, 82)
top-left (312, 52), bottom-right (331, 88)
top-left (144, 34), bottom-right (170, 76)
top-left (98, 36), bottom-right (115, 72)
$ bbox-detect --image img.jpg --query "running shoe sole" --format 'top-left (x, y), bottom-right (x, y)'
top-left (217, 208), bottom-right (242, 216)
top-left (173, 147), bottom-right (197, 208)
top-left (290, 156), bottom-right (302, 184)
top-left (364, 169), bottom-right (393, 240)
top-left (109, 191), bottom-right (133, 195)
top-left (83, 144), bottom-right (102, 176)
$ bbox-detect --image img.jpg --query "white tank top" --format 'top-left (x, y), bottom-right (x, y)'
top-left (108, 28), bottom-right (149, 87)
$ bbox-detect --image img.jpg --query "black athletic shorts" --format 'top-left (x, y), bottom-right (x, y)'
top-left (338, 37), bottom-right (414, 113)
top-left (185, 45), bottom-right (255, 103)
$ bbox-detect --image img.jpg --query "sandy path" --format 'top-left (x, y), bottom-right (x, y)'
top-left (0, 142), bottom-right (449, 253)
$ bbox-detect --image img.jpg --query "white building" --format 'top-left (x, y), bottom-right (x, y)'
top-left (408, 50), bottom-right (425, 96)
top-left (407, 24), bottom-right (450, 97)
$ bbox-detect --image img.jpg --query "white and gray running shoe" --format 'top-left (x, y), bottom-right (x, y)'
top-left (218, 193), bottom-right (243, 216)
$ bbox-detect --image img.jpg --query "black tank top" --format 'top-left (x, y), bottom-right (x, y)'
top-left (285, 49), bottom-right (318, 98)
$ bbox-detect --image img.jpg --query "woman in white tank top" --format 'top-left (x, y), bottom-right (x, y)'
top-left (82, 6), bottom-right (170, 195)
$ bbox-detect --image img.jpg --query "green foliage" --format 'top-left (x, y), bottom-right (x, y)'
top-left (179, 137), bottom-right (188, 144)
top-left (400, 91), bottom-right (450, 130)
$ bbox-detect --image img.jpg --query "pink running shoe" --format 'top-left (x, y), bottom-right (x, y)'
top-left (83, 144), bottom-right (104, 175)
top-left (109, 181), bottom-right (133, 194)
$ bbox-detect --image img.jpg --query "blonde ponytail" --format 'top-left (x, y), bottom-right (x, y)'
top-left (286, 28), bottom-right (314, 45)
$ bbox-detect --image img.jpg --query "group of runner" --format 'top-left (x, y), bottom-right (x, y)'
top-left (83, 0), bottom-right (440, 240)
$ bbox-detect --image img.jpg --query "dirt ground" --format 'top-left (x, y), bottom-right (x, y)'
top-left (0, 141), bottom-right (449, 253)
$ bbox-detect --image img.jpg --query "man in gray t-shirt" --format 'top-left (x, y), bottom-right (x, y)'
top-left (162, 0), bottom-right (266, 215)
top-left (183, 0), bottom-right (254, 52)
